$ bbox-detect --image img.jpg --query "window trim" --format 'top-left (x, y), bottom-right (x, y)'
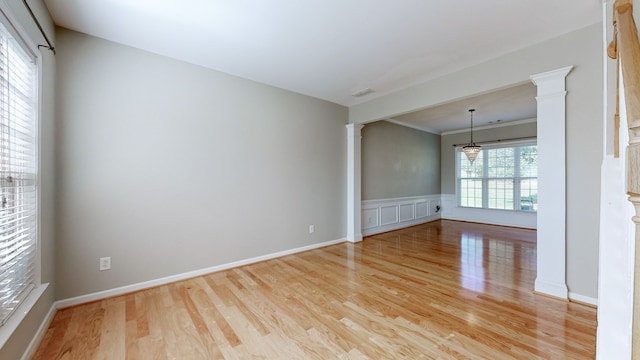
top-left (455, 139), bottom-right (537, 212)
top-left (0, 0), bottom-right (45, 349)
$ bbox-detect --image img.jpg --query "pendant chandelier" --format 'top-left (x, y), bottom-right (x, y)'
top-left (462, 109), bottom-right (481, 163)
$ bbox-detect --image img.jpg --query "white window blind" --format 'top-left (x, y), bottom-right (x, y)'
top-left (457, 141), bottom-right (537, 212)
top-left (0, 19), bottom-right (37, 327)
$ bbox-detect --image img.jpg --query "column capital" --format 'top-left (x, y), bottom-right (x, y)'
top-left (346, 123), bottom-right (365, 131)
top-left (530, 66), bottom-right (574, 96)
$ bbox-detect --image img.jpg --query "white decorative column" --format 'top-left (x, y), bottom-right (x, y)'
top-left (346, 123), bottom-right (364, 242)
top-left (530, 66), bottom-right (573, 299)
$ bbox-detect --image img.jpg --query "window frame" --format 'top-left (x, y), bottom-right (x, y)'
top-left (455, 139), bottom-right (537, 212)
top-left (0, 1), bottom-right (45, 349)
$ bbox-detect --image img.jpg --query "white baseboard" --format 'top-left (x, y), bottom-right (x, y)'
top-left (57, 238), bottom-right (346, 309)
top-left (363, 216), bottom-right (439, 236)
top-left (346, 233), bottom-right (363, 243)
top-left (535, 278), bottom-right (568, 300)
top-left (20, 302), bottom-right (57, 360)
top-left (569, 292), bottom-right (598, 307)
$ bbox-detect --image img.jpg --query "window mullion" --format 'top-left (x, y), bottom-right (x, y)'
top-left (482, 151), bottom-right (489, 209)
top-left (514, 147), bottom-right (521, 210)
top-left (456, 150), bottom-right (461, 206)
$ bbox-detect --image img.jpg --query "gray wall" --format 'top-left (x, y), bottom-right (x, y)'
top-left (0, 1), bottom-right (56, 359)
top-left (350, 24), bottom-right (603, 299)
top-left (362, 121), bottom-right (440, 200)
top-left (440, 121), bottom-right (537, 194)
top-left (55, 28), bottom-right (347, 299)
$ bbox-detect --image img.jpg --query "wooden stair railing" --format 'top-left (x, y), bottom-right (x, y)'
top-left (609, 0), bottom-right (640, 357)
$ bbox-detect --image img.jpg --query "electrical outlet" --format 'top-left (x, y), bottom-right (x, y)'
top-left (309, 225), bottom-right (314, 233)
top-left (99, 257), bottom-right (111, 271)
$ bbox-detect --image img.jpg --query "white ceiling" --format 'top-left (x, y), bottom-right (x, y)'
top-left (43, 0), bottom-right (601, 129)
top-left (389, 82), bottom-right (538, 134)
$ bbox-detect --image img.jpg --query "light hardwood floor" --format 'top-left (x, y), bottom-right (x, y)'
top-left (32, 220), bottom-right (596, 359)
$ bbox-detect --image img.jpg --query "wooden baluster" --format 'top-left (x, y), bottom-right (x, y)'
top-left (610, 0), bottom-right (640, 357)
top-left (610, 21), bottom-right (622, 158)
top-left (616, 60), bottom-right (621, 158)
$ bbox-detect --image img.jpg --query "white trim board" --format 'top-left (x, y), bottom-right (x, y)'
top-left (441, 118), bottom-right (537, 135)
top-left (569, 292), bottom-right (598, 307)
top-left (56, 237), bottom-right (346, 309)
top-left (0, 284), bottom-right (48, 350)
top-left (384, 118), bottom-right (440, 134)
top-left (20, 303), bottom-right (57, 360)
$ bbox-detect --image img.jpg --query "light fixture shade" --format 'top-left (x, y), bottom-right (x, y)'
top-left (462, 144), bottom-right (481, 163)
top-left (463, 108), bottom-right (481, 163)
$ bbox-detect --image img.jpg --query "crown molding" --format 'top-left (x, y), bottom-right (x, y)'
top-left (441, 118), bottom-right (537, 136)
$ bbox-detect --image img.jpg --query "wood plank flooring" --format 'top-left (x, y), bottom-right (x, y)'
top-left (32, 220), bottom-right (597, 359)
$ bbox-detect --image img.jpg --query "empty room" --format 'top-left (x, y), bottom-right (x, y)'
top-left (0, 0), bottom-right (638, 359)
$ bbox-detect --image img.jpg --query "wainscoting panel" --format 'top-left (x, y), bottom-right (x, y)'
top-left (380, 205), bottom-right (398, 226)
top-left (416, 201), bottom-right (429, 218)
top-left (440, 194), bottom-right (536, 229)
top-left (362, 195), bottom-right (441, 236)
top-left (362, 208), bottom-right (379, 230)
top-left (399, 203), bottom-right (415, 222)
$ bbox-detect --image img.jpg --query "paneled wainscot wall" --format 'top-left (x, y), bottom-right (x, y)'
top-left (362, 195), bottom-right (442, 236)
top-left (362, 194), bottom-right (537, 237)
top-left (441, 194), bottom-right (537, 229)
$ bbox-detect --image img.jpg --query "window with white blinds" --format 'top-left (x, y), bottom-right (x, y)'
top-left (456, 141), bottom-right (537, 212)
top-left (0, 20), bottom-right (38, 327)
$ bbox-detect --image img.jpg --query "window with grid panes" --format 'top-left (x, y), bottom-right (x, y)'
top-left (0, 19), bottom-right (38, 327)
top-left (456, 142), bottom-right (537, 212)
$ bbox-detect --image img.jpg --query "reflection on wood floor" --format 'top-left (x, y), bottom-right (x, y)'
top-left (32, 220), bottom-right (596, 359)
